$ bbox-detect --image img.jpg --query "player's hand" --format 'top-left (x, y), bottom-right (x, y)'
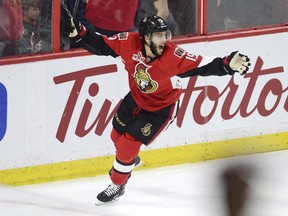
top-left (223, 51), bottom-right (251, 75)
top-left (64, 18), bottom-right (86, 42)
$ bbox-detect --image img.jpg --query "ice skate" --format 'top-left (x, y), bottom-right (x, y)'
top-left (95, 183), bottom-right (126, 205)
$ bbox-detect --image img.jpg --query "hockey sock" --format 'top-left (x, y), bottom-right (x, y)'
top-left (111, 133), bottom-right (142, 185)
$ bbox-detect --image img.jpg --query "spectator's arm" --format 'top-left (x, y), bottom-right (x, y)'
top-left (154, 0), bottom-right (169, 21)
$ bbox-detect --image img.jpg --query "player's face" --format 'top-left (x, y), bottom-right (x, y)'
top-left (149, 31), bottom-right (169, 56)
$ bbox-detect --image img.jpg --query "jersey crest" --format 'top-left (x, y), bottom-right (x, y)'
top-left (141, 123), bottom-right (152, 136)
top-left (134, 63), bottom-right (158, 93)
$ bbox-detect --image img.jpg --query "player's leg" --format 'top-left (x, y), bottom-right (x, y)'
top-left (96, 95), bottom-right (179, 204)
top-left (108, 99), bottom-right (179, 187)
top-left (109, 92), bottom-right (143, 184)
top-left (96, 131), bottom-right (142, 205)
top-left (96, 93), bottom-right (141, 205)
top-left (110, 132), bottom-right (142, 184)
top-left (108, 99), bottom-right (179, 188)
top-left (109, 128), bottom-right (142, 175)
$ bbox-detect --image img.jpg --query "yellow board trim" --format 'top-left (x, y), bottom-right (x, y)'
top-left (1, 132), bottom-right (287, 186)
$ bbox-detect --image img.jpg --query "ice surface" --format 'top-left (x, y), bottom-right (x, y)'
top-left (1, 150), bottom-right (288, 216)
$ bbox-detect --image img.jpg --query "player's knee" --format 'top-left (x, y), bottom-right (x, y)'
top-left (115, 133), bottom-right (142, 163)
top-left (111, 128), bottom-right (121, 143)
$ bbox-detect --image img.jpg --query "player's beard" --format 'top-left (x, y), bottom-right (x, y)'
top-left (150, 41), bottom-right (164, 57)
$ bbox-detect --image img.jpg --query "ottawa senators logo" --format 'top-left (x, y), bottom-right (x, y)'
top-left (141, 123), bottom-right (152, 136)
top-left (134, 63), bottom-right (158, 93)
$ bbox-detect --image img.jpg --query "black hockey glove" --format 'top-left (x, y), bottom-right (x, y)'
top-left (223, 51), bottom-right (251, 75)
top-left (64, 18), bottom-right (87, 43)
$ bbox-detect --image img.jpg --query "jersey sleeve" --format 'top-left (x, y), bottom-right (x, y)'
top-left (81, 30), bottom-right (118, 57)
top-left (165, 44), bottom-right (204, 75)
top-left (103, 32), bottom-right (136, 57)
top-left (81, 30), bottom-right (138, 58)
top-left (178, 57), bottom-right (231, 78)
top-left (169, 45), bottom-right (231, 78)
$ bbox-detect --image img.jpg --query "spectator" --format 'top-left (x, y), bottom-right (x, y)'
top-left (135, 0), bottom-right (177, 35)
top-left (207, 0), bottom-right (225, 32)
top-left (85, 0), bottom-right (172, 37)
top-left (85, 0), bottom-right (139, 37)
top-left (0, 0), bottom-right (23, 56)
top-left (211, 0), bottom-right (288, 31)
top-left (37, 0), bottom-right (52, 48)
top-left (168, 0), bottom-right (197, 35)
top-left (17, 0), bottom-right (50, 54)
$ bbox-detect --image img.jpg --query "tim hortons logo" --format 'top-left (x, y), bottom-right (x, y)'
top-left (53, 57), bottom-right (288, 143)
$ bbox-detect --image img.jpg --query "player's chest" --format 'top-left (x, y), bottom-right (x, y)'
top-left (125, 52), bottom-right (171, 80)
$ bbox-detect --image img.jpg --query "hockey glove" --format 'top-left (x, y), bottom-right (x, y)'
top-left (64, 18), bottom-right (87, 43)
top-left (223, 51), bottom-right (251, 75)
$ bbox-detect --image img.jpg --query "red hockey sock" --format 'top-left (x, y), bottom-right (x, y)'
top-left (111, 133), bottom-right (142, 185)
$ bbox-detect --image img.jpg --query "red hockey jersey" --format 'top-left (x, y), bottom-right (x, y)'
top-left (102, 32), bottom-right (203, 111)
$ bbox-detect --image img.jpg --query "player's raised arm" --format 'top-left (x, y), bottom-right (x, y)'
top-left (64, 18), bottom-right (118, 57)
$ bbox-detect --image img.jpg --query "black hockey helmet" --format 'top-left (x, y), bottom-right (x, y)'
top-left (138, 15), bottom-right (170, 39)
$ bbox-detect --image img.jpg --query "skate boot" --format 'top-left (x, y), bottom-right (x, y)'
top-left (95, 183), bottom-right (126, 205)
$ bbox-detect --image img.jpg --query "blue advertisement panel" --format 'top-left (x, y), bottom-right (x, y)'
top-left (0, 83), bottom-right (7, 141)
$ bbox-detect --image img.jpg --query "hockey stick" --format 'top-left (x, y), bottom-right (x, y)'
top-left (60, 0), bottom-right (74, 49)
top-left (60, 0), bottom-right (104, 55)
top-left (60, 0), bottom-right (73, 19)
top-left (72, 0), bottom-right (81, 18)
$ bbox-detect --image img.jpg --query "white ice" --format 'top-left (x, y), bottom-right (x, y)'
top-left (1, 150), bottom-right (288, 216)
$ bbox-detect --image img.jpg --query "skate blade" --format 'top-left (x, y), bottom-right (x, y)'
top-left (95, 197), bottom-right (120, 206)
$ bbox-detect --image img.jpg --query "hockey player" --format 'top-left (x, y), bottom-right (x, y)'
top-left (64, 15), bottom-right (250, 205)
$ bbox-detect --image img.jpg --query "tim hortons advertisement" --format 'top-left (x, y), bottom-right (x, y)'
top-left (0, 33), bottom-right (287, 169)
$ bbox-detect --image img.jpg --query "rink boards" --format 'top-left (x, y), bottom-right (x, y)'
top-left (0, 31), bottom-right (287, 185)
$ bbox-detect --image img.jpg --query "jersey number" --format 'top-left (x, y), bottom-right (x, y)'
top-left (185, 53), bottom-right (197, 62)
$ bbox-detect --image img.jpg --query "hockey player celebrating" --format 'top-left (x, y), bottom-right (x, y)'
top-left (65, 15), bottom-right (250, 205)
